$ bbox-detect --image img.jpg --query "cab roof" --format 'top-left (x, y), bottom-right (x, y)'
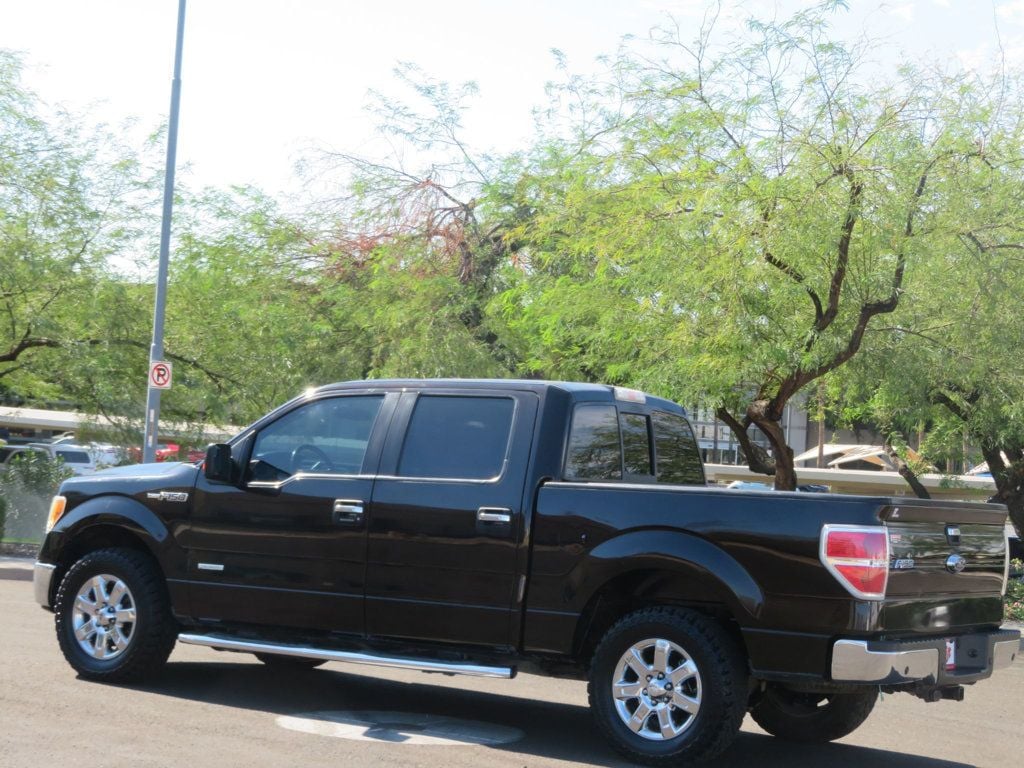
top-left (318, 378), bottom-right (687, 416)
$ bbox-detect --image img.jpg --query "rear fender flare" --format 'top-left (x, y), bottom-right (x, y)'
top-left (570, 529), bottom-right (765, 622)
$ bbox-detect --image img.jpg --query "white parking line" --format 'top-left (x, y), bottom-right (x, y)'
top-left (276, 710), bottom-right (524, 746)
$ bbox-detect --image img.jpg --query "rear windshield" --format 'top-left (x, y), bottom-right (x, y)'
top-left (564, 404), bottom-right (705, 485)
top-left (651, 411), bottom-right (705, 485)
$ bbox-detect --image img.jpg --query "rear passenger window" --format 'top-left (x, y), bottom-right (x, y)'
top-left (56, 450), bottom-right (90, 464)
top-left (652, 411), bottom-right (705, 485)
top-left (398, 396), bottom-right (514, 480)
top-left (565, 405), bottom-right (622, 480)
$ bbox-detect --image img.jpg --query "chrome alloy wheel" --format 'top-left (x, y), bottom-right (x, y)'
top-left (611, 638), bottom-right (702, 741)
top-left (72, 574), bottom-right (137, 660)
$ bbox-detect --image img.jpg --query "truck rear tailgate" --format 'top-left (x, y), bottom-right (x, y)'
top-left (882, 501), bottom-right (1008, 598)
top-left (877, 500), bottom-right (1008, 633)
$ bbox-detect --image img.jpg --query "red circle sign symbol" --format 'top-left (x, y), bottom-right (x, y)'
top-left (150, 362), bottom-right (171, 388)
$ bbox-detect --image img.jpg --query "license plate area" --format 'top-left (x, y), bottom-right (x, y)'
top-left (945, 638), bottom-right (957, 671)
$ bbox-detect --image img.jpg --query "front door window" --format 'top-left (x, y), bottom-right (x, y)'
top-left (248, 395), bottom-right (383, 483)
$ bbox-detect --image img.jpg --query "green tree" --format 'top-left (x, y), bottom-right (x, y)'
top-left (843, 116), bottom-right (1024, 534)
top-left (56, 186), bottom-right (374, 432)
top-left (491, 7), bottom-right (1024, 490)
top-left (304, 64), bottom-right (521, 379)
top-left (0, 50), bottom-right (155, 403)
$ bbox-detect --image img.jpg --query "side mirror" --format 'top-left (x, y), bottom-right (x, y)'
top-left (204, 444), bottom-right (233, 483)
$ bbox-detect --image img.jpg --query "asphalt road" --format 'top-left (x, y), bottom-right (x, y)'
top-left (1, 573), bottom-right (1021, 768)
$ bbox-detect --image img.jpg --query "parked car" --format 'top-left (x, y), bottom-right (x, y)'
top-left (1, 443), bottom-right (95, 475)
top-left (25, 443), bottom-right (97, 475)
top-left (34, 379), bottom-right (1019, 765)
top-left (1008, 523), bottom-right (1023, 563)
top-left (725, 480), bottom-right (831, 492)
top-left (126, 443), bottom-right (181, 463)
top-left (0, 444), bottom-right (48, 468)
top-left (85, 444), bottom-right (123, 468)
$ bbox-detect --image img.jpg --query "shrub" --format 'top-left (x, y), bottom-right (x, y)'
top-left (1007, 560), bottom-right (1024, 623)
top-left (0, 453), bottom-right (73, 544)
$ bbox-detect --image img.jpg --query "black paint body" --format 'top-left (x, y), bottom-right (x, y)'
top-left (38, 379), bottom-right (1010, 683)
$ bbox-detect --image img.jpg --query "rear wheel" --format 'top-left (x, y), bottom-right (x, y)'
top-left (588, 607), bottom-right (747, 765)
top-left (54, 548), bottom-right (177, 682)
top-left (254, 653), bottom-right (326, 670)
top-left (751, 685), bottom-right (877, 742)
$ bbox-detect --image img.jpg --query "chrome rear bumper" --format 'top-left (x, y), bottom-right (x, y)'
top-left (831, 629), bottom-right (1020, 685)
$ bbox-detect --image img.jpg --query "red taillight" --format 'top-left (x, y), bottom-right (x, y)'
top-left (825, 530), bottom-right (887, 560)
top-left (820, 525), bottom-right (889, 600)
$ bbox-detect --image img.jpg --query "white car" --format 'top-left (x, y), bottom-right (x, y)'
top-left (22, 442), bottom-right (97, 475)
top-left (84, 443), bottom-right (123, 468)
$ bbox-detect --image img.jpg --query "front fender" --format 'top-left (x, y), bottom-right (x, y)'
top-left (569, 529), bottom-right (764, 622)
top-left (40, 494), bottom-right (170, 565)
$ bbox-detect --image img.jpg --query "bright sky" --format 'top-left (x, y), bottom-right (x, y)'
top-left (2, 1), bottom-right (1021, 197)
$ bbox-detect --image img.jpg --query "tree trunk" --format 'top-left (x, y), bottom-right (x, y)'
top-left (884, 440), bottom-right (930, 499)
top-left (715, 408), bottom-right (776, 476)
top-left (981, 445), bottom-right (1024, 538)
top-left (747, 400), bottom-right (797, 491)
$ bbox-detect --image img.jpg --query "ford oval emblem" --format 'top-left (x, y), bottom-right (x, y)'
top-left (945, 554), bottom-right (966, 573)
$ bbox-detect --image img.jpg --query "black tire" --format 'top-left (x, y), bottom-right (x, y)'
top-left (54, 547), bottom-right (177, 683)
top-left (254, 653), bottom-right (326, 669)
top-left (588, 607), bottom-right (748, 765)
top-left (750, 685), bottom-right (877, 743)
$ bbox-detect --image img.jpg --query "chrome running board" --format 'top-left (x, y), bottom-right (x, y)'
top-left (178, 632), bottom-right (515, 679)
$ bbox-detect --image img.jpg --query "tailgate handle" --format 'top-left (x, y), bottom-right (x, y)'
top-left (333, 500), bottom-right (364, 524)
top-left (477, 507), bottom-right (512, 524)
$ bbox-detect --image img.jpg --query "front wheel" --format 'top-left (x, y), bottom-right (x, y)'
top-left (750, 685), bottom-right (877, 742)
top-left (54, 548), bottom-right (177, 683)
top-left (588, 607), bottom-right (748, 765)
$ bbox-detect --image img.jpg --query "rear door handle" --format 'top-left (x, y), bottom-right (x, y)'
top-left (477, 507), bottom-right (513, 524)
top-left (333, 499), bottom-right (365, 524)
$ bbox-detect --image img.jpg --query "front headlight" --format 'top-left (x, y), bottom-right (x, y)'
top-left (45, 496), bottom-right (67, 532)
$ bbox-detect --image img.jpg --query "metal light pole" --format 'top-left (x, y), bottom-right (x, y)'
top-left (143, 0), bottom-right (187, 463)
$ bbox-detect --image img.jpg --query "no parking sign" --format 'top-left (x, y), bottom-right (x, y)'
top-left (149, 361), bottom-right (173, 389)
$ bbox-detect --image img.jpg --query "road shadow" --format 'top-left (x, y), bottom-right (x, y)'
top-left (111, 660), bottom-right (971, 768)
top-left (0, 567), bottom-right (33, 582)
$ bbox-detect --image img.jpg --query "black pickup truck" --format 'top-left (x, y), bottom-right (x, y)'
top-left (34, 379), bottom-right (1019, 764)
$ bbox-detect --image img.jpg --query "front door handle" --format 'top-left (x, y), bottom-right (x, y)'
top-left (477, 507), bottom-right (513, 524)
top-left (333, 499), bottom-right (365, 525)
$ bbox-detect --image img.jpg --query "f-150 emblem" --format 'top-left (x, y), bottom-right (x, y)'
top-left (146, 491), bottom-right (189, 503)
top-left (945, 554), bottom-right (966, 573)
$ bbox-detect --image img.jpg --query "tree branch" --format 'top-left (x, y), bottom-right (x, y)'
top-left (816, 172), bottom-right (863, 333)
